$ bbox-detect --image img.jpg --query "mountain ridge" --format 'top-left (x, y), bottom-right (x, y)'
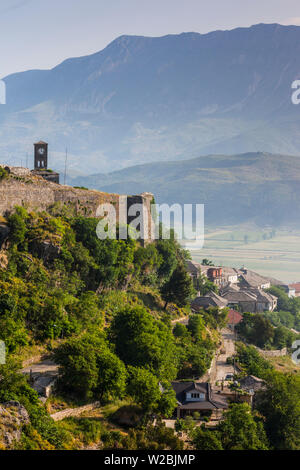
top-left (68, 151), bottom-right (300, 227)
top-left (1, 23), bottom-right (300, 173)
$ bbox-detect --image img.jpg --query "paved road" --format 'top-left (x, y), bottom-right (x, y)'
top-left (210, 328), bottom-right (236, 385)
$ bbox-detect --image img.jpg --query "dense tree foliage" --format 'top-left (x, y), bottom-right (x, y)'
top-left (109, 305), bottom-right (177, 381)
top-left (237, 312), bottom-right (299, 349)
top-left (1, 206), bottom-right (299, 450)
top-left (160, 263), bottom-right (195, 309)
top-left (256, 371), bottom-right (300, 450)
top-left (54, 333), bottom-right (127, 400)
top-left (265, 286), bottom-right (300, 331)
top-left (217, 403), bottom-right (269, 450)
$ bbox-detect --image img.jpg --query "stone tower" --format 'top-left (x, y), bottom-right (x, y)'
top-left (32, 141), bottom-right (60, 184)
top-left (34, 141), bottom-right (48, 170)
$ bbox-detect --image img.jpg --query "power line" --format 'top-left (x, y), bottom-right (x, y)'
top-left (64, 148), bottom-right (68, 185)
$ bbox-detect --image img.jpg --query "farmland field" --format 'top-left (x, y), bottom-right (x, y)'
top-left (182, 228), bottom-right (300, 284)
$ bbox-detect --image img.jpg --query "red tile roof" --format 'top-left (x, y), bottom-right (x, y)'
top-left (290, 283), bottom-right (300, 293)
top-left (227, 309), bottom-right (243, 325)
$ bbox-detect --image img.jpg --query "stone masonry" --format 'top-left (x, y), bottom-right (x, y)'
top-left (0, 166), bottom-right (154, 242)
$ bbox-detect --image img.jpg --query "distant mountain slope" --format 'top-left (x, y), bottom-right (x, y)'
top-left (2, 23), bottom-right (300, 173)
top-left (69, 152), bottom-right (300, 226)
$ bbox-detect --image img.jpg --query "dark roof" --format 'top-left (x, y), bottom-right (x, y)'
top-left (191, 291), bottom-right (228, 310)
top-left (183, 383), bottom-right (207, 394)
top-left (179, 401), bottom-right (220, 410)
top-left (222, 290), bottom-right (257, 302)
top-left (171, 381), bottom-right (228, 410)
top-left (239, 270), bottom-right (271, 288)
top-left (35, 141), bottom-right (48, 145)
top-left (186, 260), bottom-right (201, 275)
top-left (239, 375), bottom-right (266, 392)
top-left (249, 288), bottom-right (277, 303)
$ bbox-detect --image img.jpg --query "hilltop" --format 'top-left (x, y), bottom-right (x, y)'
top-left (2, 23), bottom-right (300, 172)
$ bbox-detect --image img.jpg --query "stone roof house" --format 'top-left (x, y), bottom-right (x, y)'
top-left (221, 286), bottom-right (277, 313)
top-left (249, 288), bottom-right (277, 311)
top-left (171, 382), bottom-right (228, 418)
top-left (221, 289), bottom-right (257, 313)
top-left (238, 269), bottom-right (271, 290)
top-left (239, 375), bottom-right (266, 394)
top-left (186, 260), bottom-right (201, 277)
top-left (191, 291), bottom-right (228, 311)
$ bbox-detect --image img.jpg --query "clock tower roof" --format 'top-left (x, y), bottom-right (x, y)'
top-left (34, 141), bottom-right (48, 145)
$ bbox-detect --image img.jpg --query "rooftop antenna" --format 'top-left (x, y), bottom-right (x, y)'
top-left (64, 148), bottom-right (68, 185)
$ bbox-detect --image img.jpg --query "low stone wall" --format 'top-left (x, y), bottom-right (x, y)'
top-left (50, 402), bottom-right (101, 421)
top-left (261, 347), bottom-right (287, 357)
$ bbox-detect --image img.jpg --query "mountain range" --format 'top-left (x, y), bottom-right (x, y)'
top-left (69, 151), bottom-right (300, 227)
top-left (2, 23), bottom-right (300, 174)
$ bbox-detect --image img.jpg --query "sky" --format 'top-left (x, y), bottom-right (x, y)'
top-left (1, 0), bottom-right (300, 78)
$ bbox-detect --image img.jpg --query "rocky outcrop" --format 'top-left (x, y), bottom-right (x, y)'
top-left (0, 401), bottom-right (30, 449)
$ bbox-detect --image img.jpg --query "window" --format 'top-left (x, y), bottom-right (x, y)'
top-left (191, 393), bottom-right (200, 398)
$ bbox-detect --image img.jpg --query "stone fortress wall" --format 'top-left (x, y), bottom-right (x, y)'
top-left (0, 166), bottom-right (154, 242)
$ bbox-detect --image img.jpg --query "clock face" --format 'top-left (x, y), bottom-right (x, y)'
top-left (38, 147), bottom-right (45, 155)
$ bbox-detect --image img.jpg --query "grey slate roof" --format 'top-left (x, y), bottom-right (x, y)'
top-left (222, 290), bottom-right (257, 303)
top-left (191, 291), bottom-right (228, 310)
top-left (171, 382), bottom-right (228, 410)
top-left (239, 375), bottom-right (266, 392)
top-left (239, 269), bottom-right (271, 288)
top-left (186, 260), bottom-right (201, 275)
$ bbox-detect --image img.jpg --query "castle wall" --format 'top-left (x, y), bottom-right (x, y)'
top-left (0, 167), bottom-right (154, 242)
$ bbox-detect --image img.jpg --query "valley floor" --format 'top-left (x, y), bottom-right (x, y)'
top-left (183, 227), bottom-right (300, 283)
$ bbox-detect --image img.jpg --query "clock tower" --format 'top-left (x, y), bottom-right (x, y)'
top-left (34, 141), bottom-right (48, 170)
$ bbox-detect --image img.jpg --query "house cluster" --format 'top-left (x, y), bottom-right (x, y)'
top-left (166, 262), bottom-right (276, 423)
top-left (187, 261), bottom-right (278, 314)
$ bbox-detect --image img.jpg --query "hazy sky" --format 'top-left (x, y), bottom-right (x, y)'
top-left (1, 0), bottom-right (300, 78)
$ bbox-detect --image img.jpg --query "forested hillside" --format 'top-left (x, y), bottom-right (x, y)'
top-left (0, 205), bottom-right (299, 450)
top-left (0, 205), bottom-right (221, 449)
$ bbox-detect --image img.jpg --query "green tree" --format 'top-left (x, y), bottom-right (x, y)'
top-left (161, 263), bottom-right (194, 309)
top-left (109, 305), bottom-right (177, 381)
top-left (197, 273), bottom-right (219, 296)
top-left (54, 334), bottom-right (127, 400)
top-left (187, 314), bottom-right (206, 341)
top-left (218, 403), bottom-right (269, 450)
top-left (192, 426), bottom-right (223, 450)
top-left (201, 259), bottom-right (214, 266)
top-left (127, 367), bottom-right (161, 411)
top-left (256, 371), bottom-right (300, 450)
top-left (7, 206), bottom-right (28, 247)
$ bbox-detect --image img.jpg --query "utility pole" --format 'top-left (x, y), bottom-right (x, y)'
top-left (64, 148), bottom-right (68, 185)
top-left (26, 153), bottom-right (28, 168)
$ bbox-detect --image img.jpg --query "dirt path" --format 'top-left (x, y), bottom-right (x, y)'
top-left (21, 359), bottom-right (59, 375)
top-left (171, 316), bottom-right (189, 326)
